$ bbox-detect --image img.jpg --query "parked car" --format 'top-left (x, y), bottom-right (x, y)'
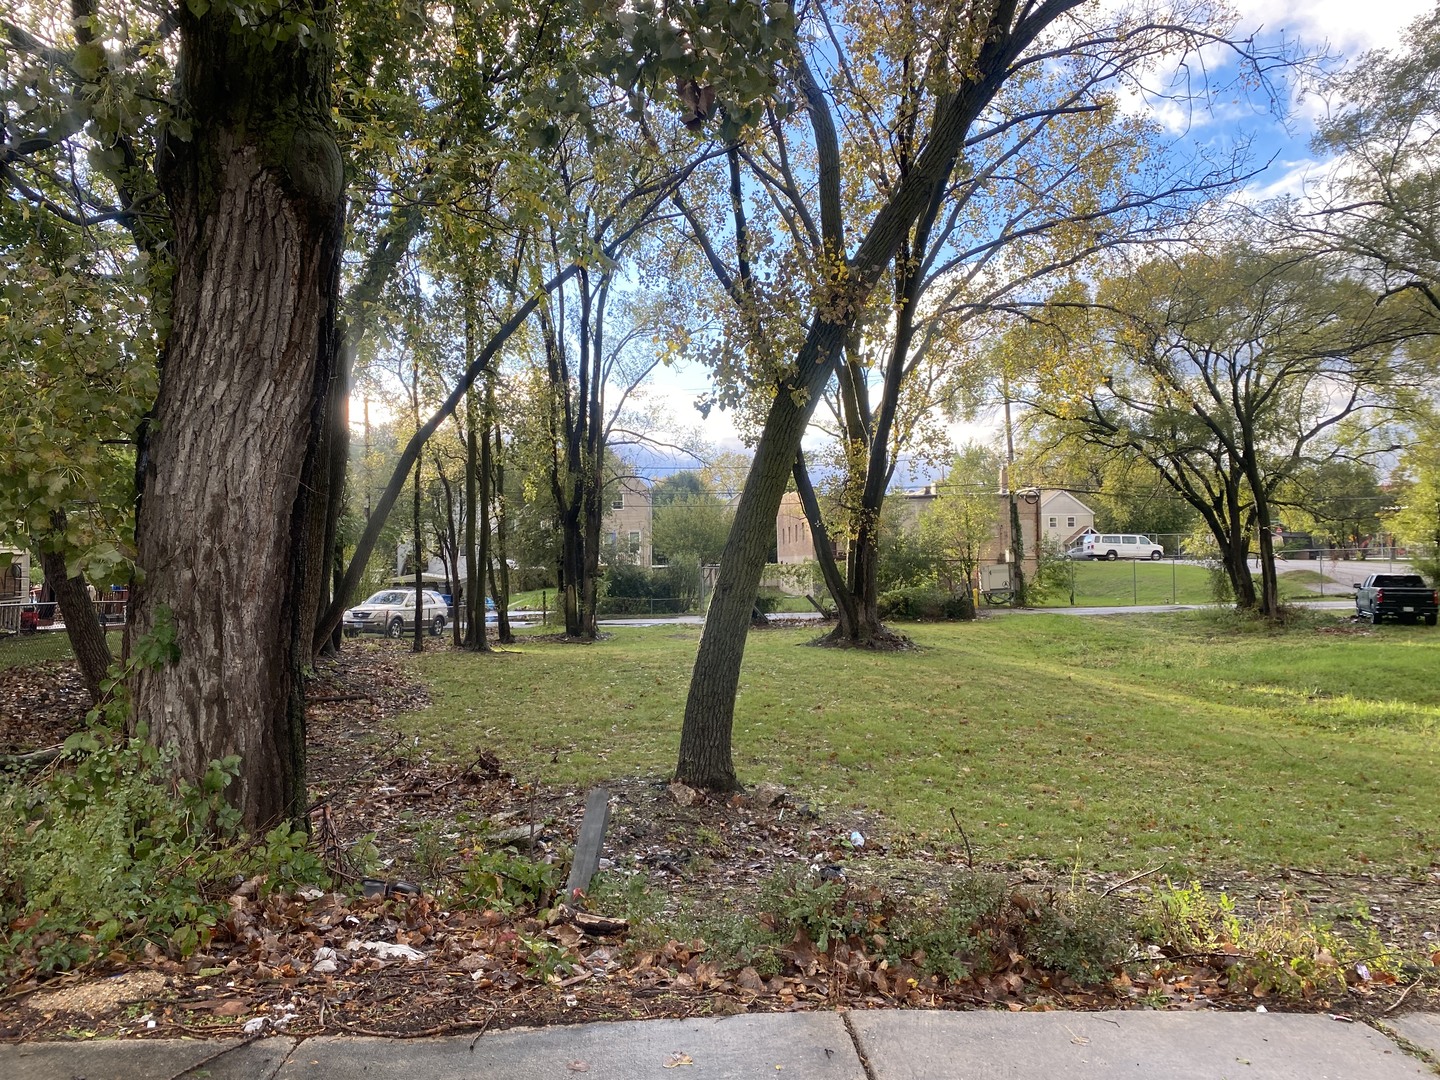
top-left (343, 589), bottom-right (450, 637)
top-left (1353, 574), bottom-right (1438, 625)
top-left (1077, 533), bottom-right (1165, 561)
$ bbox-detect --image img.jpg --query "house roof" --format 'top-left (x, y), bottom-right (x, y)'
top-left (1039, 489), bottom-right (1095, 515)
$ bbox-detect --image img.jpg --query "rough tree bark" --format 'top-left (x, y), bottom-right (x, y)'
top-left (130, 1), bottom-right (344, 829)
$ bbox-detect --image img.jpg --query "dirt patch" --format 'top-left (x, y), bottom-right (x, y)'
top-left (26, 971), bottom-right (167, 1018)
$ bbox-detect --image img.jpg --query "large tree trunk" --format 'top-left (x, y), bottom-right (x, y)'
top-left (38, 542), bottom-right (111, 705)
top-left (132, 1), bottom-right (344, 829)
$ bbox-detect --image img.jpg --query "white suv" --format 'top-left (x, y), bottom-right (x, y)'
top-left (343, 589), bottom-right (450, 637)
top-left (1079, 533), bottom-right (1164, 561)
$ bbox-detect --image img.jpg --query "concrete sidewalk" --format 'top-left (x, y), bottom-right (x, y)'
top-left (3, 1010), bottom-right (1437, 1080)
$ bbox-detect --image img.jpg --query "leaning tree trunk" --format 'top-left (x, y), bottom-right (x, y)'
top-left (38, 541), bottom-right (111, 705)
top-left (131, 1), bottom-right (344, 830)
top-left (676, 317), bottom-right (847, 789)
top-left (793, 454), bottom-right (857, 635)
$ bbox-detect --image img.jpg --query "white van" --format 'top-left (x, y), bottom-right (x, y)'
top-left (1080, 533), bottom-right (1164, 561)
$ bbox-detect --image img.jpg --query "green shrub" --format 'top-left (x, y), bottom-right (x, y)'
top-left (454, 848), bottom-right (560, 911)
top-left (598, 562), bottom-right (694, 614)
top-left (755, 867), bottom-right (882, 951)
top-left (0, 726), bottom-right (328, 981)
top-left (753, 588), bottom-right (785, 615)
top-left (878, 586), bottom-right (969, 620)
top-left (883, 875), bottom-right (1128, 987)
top-left (1026, 893), bottom-right (1131, 984)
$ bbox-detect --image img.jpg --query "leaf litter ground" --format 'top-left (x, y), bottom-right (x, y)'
top-left (2, 643), bottom-right (1438, 1043)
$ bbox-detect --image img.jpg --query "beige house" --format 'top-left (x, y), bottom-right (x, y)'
top-left (1037, 490), bottom-right (1096, 549)
top-left (604, 475), bottom-right (654, 567)
top-left (776, 492), bottom-right (820, 564)
top-left (774, 486), bottom-right (1095, 580)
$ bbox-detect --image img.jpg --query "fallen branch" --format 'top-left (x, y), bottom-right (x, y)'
top-left (1382, 976), bottom-right (1427, 1015)
top-left (554, 903), bottom-right (629, 936)
top-left (335, 1018), bottom-right (494, 1040)
top-left (0, 745), bottom-right (64, 772)
top-left (1101, 863), bottom-right (1167, 898)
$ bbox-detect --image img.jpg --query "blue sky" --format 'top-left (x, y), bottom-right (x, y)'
top-left (640, 0), bottom-right (1436, 472)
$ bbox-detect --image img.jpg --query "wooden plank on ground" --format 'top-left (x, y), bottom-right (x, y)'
top-left (565, 787), bottom-right (611, 903)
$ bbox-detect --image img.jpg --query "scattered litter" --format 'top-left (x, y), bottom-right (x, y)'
top-left (361, 877), bottom-right (421, 899)
top-left (351, 940), bottom-right (426, 962)
top-left (664, 1051), bottom-right (695, 1068)
top-left (312, 946), bottom-right (340, 974)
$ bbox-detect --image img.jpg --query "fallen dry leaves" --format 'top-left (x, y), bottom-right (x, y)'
top-left (3, 642), bottom-right (1438, 1041)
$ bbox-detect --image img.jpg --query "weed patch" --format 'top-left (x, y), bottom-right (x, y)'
top-left (0, 724), bottom-right (327, 985)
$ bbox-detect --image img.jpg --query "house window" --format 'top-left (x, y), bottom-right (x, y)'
top-left (628, 530), bottom-right (641, 553)
top-left (652, 550), bottom-right (669, 567)
top-left (1048, 516), bottom-right (1057, 528)
top-left (611, 490), bottom-right (624, 510)
top-left (1067, 516), bottom-right (1075, 528)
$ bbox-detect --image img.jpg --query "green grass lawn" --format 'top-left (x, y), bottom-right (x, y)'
top-left (1034, 560), bottom-right (1340, 607)
top-left (400, 611), bottom-right (1440, 876)
top-left (0, 631), bottom-right (79, 670)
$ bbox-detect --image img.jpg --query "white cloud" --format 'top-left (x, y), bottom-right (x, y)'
top-left (1233, 0), bottom-right (1430, 55)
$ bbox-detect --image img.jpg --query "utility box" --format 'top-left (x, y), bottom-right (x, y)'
top-left (980, 563), bottom-right (1013, 594)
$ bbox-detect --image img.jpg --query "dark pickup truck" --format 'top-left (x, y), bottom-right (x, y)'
top-left (1353, 573), bottom-right (1438, 625)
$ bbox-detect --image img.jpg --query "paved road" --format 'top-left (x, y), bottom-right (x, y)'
top-left (589, 600), bottom-right (1370, 628)
top-left (3, 1010), bottom-right (1437, 1079)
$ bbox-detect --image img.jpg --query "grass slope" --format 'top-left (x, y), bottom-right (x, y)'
top-left (401, 611), bottom-right (1439, 876)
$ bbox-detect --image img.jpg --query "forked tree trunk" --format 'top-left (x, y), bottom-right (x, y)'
top-left (131, 2), bottom-right (344, 829)
top-left (676, 4), bottom-right (1059, 787)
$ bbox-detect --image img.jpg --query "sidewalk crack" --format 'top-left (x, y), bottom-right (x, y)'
top-left (842, 1011), bottom-right (879, 1080)
top-left (264, 1035), bottom-right (302, 1080)
top-left (1365, 1019), bottom-right (1440, 1077)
